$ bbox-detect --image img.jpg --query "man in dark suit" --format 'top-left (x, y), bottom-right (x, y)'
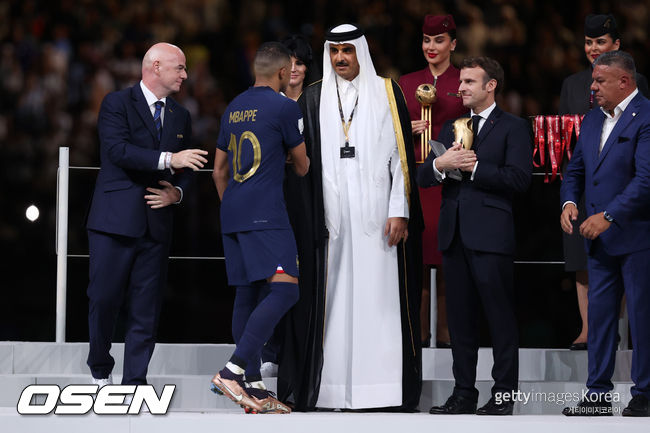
top-left (418, 57), bottom-right (532, 416)
top-left (86, 43), bottom-right (208, 387)
top-left (561, 51), bottom-right (650, 417)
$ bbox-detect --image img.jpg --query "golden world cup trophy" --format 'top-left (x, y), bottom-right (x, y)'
top-left (453, 117), bottom-right (474, 150)
top-left (415, 83), bottom-right (437, 161)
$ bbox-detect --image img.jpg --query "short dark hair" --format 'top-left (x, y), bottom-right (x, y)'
top-left (281, 34), bottom-right (313, 67)
top-left (254, 42), bottom-right (291, 78)
top-left (461, 56), bottom-right (505, 94)
top-left (593, 50), bottom-right (636, 79)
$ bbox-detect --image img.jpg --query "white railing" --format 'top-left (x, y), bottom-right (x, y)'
top-left (55, 146), bottom-right (629, 350)
top-left (54, 147), bottom-right (222, 342)
top-left (56, 147), bottom-right (69, 343)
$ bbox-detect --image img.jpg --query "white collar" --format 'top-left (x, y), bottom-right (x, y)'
top-left (600, 88), bottom-right (638, 119)
top-left (140, 81), bottom-right (167, 107)
top-left (335, 74), bottom-right (360, 93)
top-left (471, 102), bottom-right (496, 120)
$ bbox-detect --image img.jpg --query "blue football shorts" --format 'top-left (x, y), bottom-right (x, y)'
top-left (222, 229), bottom-right (299, 286)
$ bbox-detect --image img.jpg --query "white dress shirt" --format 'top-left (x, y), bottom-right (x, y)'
top-left (140, 81), bottom-right (171, 171)
top-left (598, 88), bottom-right (638, 153)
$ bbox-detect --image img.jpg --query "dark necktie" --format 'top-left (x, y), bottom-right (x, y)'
top-left (153, 100), bottom-right (164, 142)
top-left (472, 114), bottom-right (482, 140)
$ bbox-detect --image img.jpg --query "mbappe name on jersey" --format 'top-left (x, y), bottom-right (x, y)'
top-left (229, 109), bottom-right (258, 123)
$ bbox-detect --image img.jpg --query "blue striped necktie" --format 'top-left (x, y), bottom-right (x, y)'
top-left (153, 100), bottom-right (164, 141)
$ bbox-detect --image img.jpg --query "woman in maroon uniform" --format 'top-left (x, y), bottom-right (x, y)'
top-left (399, 14), bottom-right (467, 347)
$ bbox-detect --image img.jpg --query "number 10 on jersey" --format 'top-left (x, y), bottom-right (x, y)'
top-left (228, 131), bottom-right (261, 183)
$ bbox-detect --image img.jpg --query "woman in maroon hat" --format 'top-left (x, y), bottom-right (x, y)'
top-left (399, 14), bottom-right (468, 348)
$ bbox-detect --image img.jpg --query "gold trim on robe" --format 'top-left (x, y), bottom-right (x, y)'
top-left (384, 78), bottom-right (412, 209)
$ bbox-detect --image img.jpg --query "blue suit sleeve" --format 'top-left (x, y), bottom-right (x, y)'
top-left (606, 113), bottom-right (650, 221)
top-left (172, 111), bottom-right (194, 193)
top-left (98, 93), bottom-right (160, 171)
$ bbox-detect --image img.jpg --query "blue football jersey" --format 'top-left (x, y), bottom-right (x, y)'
top-left (217, 86), bottom-right (304, 233)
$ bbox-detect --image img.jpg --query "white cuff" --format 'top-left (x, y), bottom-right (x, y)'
top-left (157, 152), bottom-right (167, 170)
top-left (470, 161), bottom-right (479, 181)
top-left (174, 186), bottom-right (183, 204)
top-left (433, 158), bottom-right (446, 181)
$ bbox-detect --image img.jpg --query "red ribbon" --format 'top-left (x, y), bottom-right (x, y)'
top-left (572, 115), bottom-right (584, 160)
top-left (545, 115), bottom-right (562, 183)
top-left (532, 114), bottom-right (586, 182)
top-left (561, 115), bottom-right (575, 162)
top-left (533, 116), bottom-right (546, 168)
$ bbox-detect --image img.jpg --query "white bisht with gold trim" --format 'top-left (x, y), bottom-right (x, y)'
top-left (316, 24), bottom-right (412, 410)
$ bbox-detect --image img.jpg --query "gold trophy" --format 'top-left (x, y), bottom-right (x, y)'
top-left (415, 83), bottom-right (437, 161)
top-left (453, 117), bottom-right (474, 150)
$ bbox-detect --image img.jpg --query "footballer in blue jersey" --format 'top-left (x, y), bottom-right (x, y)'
top-left (210, 42), bottom-right (309, 414)
top-left (216, 86), bottom-right (304, 234)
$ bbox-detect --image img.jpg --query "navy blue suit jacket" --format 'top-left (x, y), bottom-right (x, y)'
top-left (87, 84), bottom-right (192, 243)
top-left (561, 92), bottom-right (650, 256)
top-left (417, 106), bottom-right (532, 255)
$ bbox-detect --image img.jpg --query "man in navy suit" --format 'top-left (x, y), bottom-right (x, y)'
top-left (86, 43), bottom-right (208, 387)
top-left (561, 51), bottom-right (650, 417)
top-left (418, 57), bottom-right (532, 415)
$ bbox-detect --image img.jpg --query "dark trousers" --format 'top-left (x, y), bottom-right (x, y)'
top-left (587, 243), bottom-right (650, 398)
top-left (442, 231), bottom-right (519, 401)
top-left (86, 229), bottom-right (168, 385)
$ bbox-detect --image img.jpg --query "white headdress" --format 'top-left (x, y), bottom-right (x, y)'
top-left (320, 24), bottom-right (396, 238)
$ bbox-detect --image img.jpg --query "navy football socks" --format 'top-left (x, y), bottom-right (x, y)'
top-left (231, 281), bottom-right (299, 367)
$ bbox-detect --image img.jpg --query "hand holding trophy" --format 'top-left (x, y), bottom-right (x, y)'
top-left (416, 83), bottom-right (437, 161)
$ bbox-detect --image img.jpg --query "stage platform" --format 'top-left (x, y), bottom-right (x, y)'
top-left (3, 408), bottom-right (649, 433)
top-left (0, 341), bottom-right (642, 431)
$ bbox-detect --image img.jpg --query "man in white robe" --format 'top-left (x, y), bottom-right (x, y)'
top-left (315, 24), bottom-right (415, 410)
top-left (277, 23), bottom-right (423, 412)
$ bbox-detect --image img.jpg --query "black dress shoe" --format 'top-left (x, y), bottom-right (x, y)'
top-left (569, 342), bottom-right (587, 350)
top-left (435, 340), bottom-right (452, 349)
top-left (623, 395), bottom-right (650, 417)
top-left (562, 398), bottom-right (613, 416)
top-left (476, 397), bottom-right (514, 415)
top-left (429, 395), bottom-right (477, 414)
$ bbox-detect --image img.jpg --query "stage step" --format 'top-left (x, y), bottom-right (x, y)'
top-left (1, 342), bottom-right (633, 381)
top-left (0, 342), bottom-right (636, 415)
top-left (422, 347), bottom-right (632, 382)
top-left (0, 342), bottom-right (234, 375)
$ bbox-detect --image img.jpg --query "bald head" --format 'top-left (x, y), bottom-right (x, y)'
top-left (142, 42), bottom-right (188, 99)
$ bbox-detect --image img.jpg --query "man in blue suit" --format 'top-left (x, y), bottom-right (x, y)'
top-left (418, 57), bottom-right (532, 416)
top-left (86, 43), bottom-right (208, 387)
top-left (561, 51), bottom-right (650, 417)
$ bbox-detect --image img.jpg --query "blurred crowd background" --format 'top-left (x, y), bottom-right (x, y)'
top-left (1, 0), bottom-right (648, 345)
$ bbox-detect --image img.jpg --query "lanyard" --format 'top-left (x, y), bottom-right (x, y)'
top-left (335, 80), bottom-right (359, 147)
